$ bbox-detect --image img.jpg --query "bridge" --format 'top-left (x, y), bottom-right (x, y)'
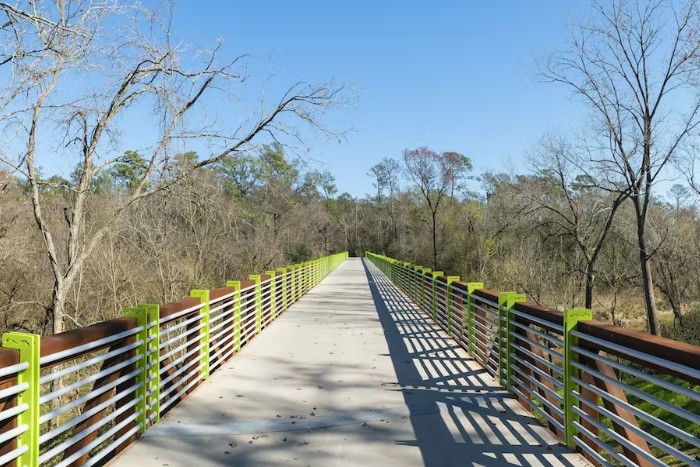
top-left (0, 253), bottom-right (697, 466)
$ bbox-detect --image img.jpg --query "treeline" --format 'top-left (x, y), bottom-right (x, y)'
top-left (0, 145), bottom-right (340, 334)
top-left (357, 149), bottom-right (700, 345)
top-left (2, 0), bottom-right (700, 346)
top-left (2, 142), bottom-right (699, 345)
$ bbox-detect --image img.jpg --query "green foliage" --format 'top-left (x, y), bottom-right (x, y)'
top-left (259, 143), bottom-right (298, 187)
top-left (217, 155), bottom-right (260, 197)
top-left (660, 305), bottom-right (700, 346)
top-left (624, 374), bottom-right (700, 464)
top-left (40, 175), bottom-right (71, 194)
top-left (111, 150), bottom-right (147, 191)
top-left (299, 170), bottom-right (336, 200)
top-left (287, 244), bottom-right (312, 263)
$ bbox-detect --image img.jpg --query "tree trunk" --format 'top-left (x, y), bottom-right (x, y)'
top-left (52, 284), bottom-right (66, 335)
top-left (584, 264), bottom-right (595, 310)
top-left (636, 223), bottom-right (660, 335)
top-left (671, 303), bottom-right (683, 331)
top-left (431, 209), bottom-right (438, 269)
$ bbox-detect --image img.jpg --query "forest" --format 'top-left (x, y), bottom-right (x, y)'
top-left (1, 138), bottom-right (699, 345)
top-left (1, 0), bottom-right (699, 346)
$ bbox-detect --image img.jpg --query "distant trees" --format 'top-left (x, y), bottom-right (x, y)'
top-left (369, 157), bottom-right (401, 252)
top-left (542, 0), bottom-right (700, 335)
top-left (403, 148), bottom-right (471, 269)
top-left (2, 134), bottom-right (700, 346)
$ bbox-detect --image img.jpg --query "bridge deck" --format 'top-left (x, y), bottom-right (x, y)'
top-left (111, 258), bottom-right (587, 466)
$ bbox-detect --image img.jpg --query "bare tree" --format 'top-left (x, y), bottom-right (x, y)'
top-left (368, 157), bottom-right (401, 251)
top-left (403, 147), bottom-right (471, 269)
top-left (519, 135), bottom-right (629, 309)
top-left (543, 0), bottom-right (700, 335)
top-left (0, 1), bottom-right (342, 334)
top-left (652, 194), bottom-right (699, 330)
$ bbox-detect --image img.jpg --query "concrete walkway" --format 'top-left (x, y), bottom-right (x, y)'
top-left (111, 258), bottom-right (587, 467)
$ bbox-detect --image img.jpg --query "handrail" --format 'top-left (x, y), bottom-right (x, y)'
top-left (364, 251), bottom-right (700, 467)
top-left (0, 251), bottom-right (348, 467)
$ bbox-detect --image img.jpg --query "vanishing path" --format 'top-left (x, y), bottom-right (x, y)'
top-left (111, 258), bottom-right (587, 466)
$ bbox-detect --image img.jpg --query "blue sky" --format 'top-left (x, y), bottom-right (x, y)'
top-left (164, 1), bottom-right (590, 197)
top-left (28, 2), bottom-right (592, 197)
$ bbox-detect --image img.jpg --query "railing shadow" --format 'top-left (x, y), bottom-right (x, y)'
top-left (361, 258), bottom-right (584, 466)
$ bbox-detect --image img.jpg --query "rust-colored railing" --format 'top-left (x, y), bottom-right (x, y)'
top-left (0, 252), bottom-right (348, 467)
top-left (366, 252), bottom-right (700, 467)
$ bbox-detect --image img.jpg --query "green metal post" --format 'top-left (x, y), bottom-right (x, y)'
top-left (142, 304), bottom-right (160, 424)
top-left (412, 266), bottom-right (421, 305)
top-left (413, 266), bottom-right (421, 302)
top-left (403, 262), bottom-right (411, 293)
top-left (277, 267), bottom-right (288, 311)
top-left (225, 280), bottom-right (242, 350)
top-left (298, 264), bottom-right (304, 297)
top-left (296, 264), bottom-right (302, 300)
top-left (2, 332), bottom-right (40, 467)
top-left (311, 260), bottom-right (315, 288)
top-left (265, 271), bottom-right (277, 320)
top-left (466, 282), bottom-right (484, 357)
top-left (564, 308), bottom-right (592, 448)
top-left (420, 268), bottom-right (431, 313)
top-left (309, 261), bottom-right (314, 287)
top-left (299, 263), bottom-right (304, 295)
top-left (289, 265), bottom-right (296, 304)
top-left (249, 275), bottom-right (262, 333)
top-left (498, 292), bottom-right (526, 389)
top-left (301, 261), bottom-right (309, 297)
top-left (310, 260), bottom-right (314, 287)
top-left (431, 271), bottom-right (443, 322)
top-left (124, 307), bottom-right (147, 432)
top-left (445, 276), bottom-right (459, 336)
top-left (124, 304), bottom-right (160, 428)
top-left (190, 289), bottom-right (210, 380)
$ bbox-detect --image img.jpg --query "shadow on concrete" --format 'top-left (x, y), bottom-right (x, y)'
top-left (361, 258), bottom-right (584, 467)
top-left (110, 259), bottom-right (586, 467)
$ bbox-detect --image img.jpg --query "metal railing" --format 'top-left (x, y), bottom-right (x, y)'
top-left (0, 252), bottom-right (348, 467)
top-left (365, 251), bottom-right (700, 467)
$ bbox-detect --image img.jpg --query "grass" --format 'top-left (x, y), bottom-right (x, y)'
top-left (507, 355), bottom-right (700, 465)
top-left (623, 374), bottom-right (700, 465)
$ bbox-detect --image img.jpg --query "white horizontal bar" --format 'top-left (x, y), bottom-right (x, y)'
top-left (0, 423), bottom-right (27, 445)
top-left (0, 403), bottom-right (27, 423)
top-left (39, 397), bottom-right (139, 463)
top-left (0, 382), bottom-right (28, 400)
top-left (82, 424), bottom-right (141, 467)
top-left (40, 355), bottom-right (140, 405)
top-left (209, 291), bottom-right (236, 305)
top-left (0, 445), bottom-right (27, 466)
top-left (0, 362), bottom-right (28, 379)
top-left (573, 331), bottom-right (700, 384)
top-left (55, 410), bottom-right (140, 467)
top-left (40, 368), bottom-right (140, 424)
top-left (40, 341), bottom-right (141, 384)
top-left (39, 383), bottom-right (140, 444)
top-left (160, 303), bottom-right (206, 324)
top-left (209, 298), bottom-right (237, 314)
top-left (40, 327), bottom-right (143, 365)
